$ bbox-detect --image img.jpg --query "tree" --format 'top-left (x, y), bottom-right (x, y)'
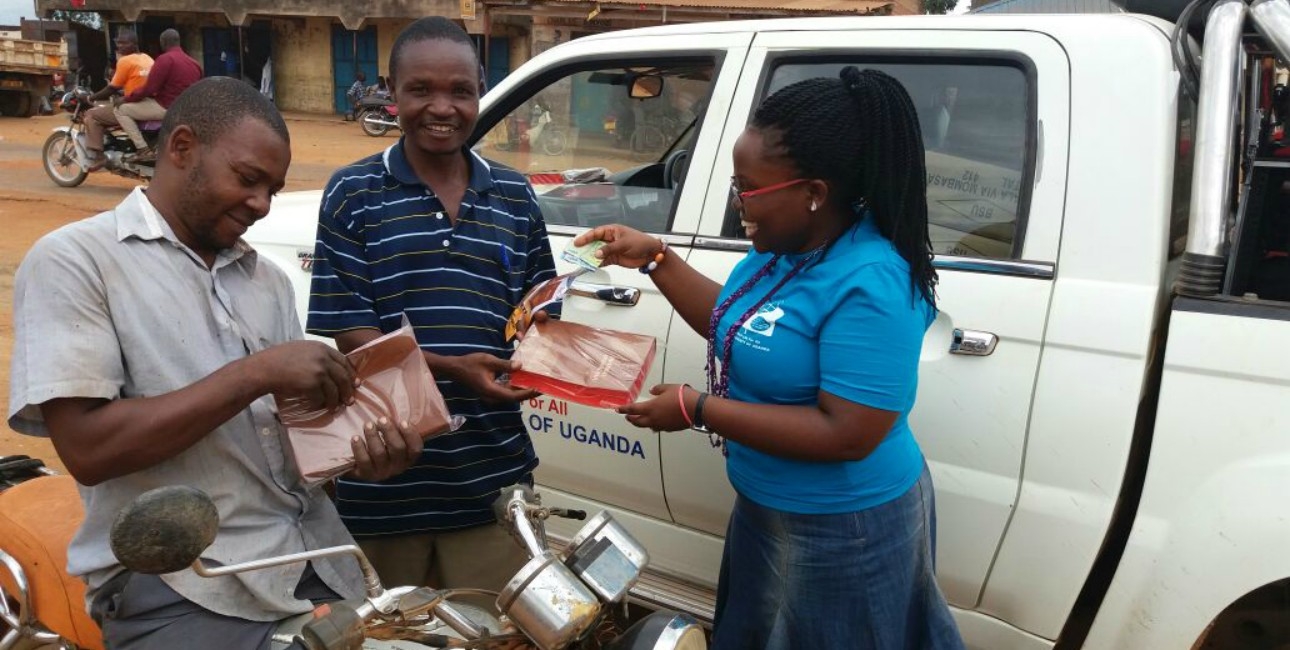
top-left (922, 0), bottom-right (957, 13)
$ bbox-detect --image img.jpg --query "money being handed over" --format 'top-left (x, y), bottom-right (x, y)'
top-left (561, 239), bottom-right (607, 273)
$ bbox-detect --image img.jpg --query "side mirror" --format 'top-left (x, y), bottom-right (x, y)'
top-left (629, 75), bottom-right (664, 100)
top-left (110, 485), bottom-right (219, 575)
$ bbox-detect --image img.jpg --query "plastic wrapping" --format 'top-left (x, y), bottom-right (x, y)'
top-left (508, 319), bottom-right (657, 409)
top-left (279, 322), bottom-right (462, 485)
top-left (505, 272), bottom-right (579, 341)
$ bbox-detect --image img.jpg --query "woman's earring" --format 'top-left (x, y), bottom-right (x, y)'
top-left (810, 201), bottom-right (818, 212)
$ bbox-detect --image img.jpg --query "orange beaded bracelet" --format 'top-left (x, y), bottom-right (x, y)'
top-left (639, 239), bottom-right (668, 274)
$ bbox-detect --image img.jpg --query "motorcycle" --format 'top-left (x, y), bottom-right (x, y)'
top-left (494, 108), bottom-right (567, 157)
top-left (357, 95), bottom-right (400, 138)
top-left (527, 108), bottom-right (568, 157)
top-left (0, 457), bottom-right (706, 650)
top-left (41, 87), bottom-right (158, 188)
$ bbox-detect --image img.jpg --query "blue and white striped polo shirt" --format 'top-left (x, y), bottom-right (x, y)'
top-left (307, 139), bottom-right (555, 536)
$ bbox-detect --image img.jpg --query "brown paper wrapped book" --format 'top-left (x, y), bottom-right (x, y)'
top-left (509, 319), bottom-right (657, 409)
top-left (278, 323), bottom-right (460, 485)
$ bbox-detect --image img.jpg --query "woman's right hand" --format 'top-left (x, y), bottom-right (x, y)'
top-left (573, 224), bottom-right (661, 270)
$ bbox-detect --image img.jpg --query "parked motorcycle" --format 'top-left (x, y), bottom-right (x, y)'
top-left (494, 108), bottom-right (567, 157)
top-left (41, 87), bottom-right (158, 188)
top-left (0, 458), bottom-right (706, 650)
top-left (357, 95), bottom-right (400, 138)
top-left (527, 108), bottom-right (568, 157)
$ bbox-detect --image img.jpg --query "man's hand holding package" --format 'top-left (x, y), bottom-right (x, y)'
top-left (348, 417), bottom-right (422, 482)
top-left (255, 341), bottom-right (357, 411)
top-left (260, 341), bottom-right (421, 483)
top-left (434, 351), bottom-right (540, 403)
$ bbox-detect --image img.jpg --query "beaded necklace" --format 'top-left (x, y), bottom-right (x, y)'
top-left (703, 243), bottom-right (829, 453)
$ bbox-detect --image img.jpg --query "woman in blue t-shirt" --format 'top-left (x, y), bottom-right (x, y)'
top-left (573, 67), bottom-right (964, 648)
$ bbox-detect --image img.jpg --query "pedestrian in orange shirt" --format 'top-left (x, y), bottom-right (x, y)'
top-left (84, 30), bottom-right (153, 170)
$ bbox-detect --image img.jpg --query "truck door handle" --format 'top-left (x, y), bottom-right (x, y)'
top-left (569, 282), bottom-right (640, 307)
top-left (950, 328), bottom-right (998, 356)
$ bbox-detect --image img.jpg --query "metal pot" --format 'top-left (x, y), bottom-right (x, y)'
top-left (496, 551), bottom-right (601, 650)
top-left (561, 511), bottom-right (648, 604)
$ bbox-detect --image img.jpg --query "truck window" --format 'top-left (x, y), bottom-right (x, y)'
top-left (475, 61), bottom-right (716, 235)
top-left (1229, 55), bottom-right (1290, 301)
top-left (728, 60), bottom-right (1031, 261)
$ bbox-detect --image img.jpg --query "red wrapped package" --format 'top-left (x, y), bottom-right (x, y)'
top-left (278, 322), bottom-right (461, 485)
top-left (509, 319), bottom-right (657, 409)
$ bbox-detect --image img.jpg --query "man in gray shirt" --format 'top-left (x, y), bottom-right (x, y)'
top-left (7, 78), bottom-right (422, 650)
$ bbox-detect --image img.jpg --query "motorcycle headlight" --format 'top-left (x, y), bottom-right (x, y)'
top-left (603, 612), bottom-right (707, 650)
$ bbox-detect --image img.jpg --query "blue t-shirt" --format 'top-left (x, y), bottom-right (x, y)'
top-left (715, 217), bottom-right (935, 515)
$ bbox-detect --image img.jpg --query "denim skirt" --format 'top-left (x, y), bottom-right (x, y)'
top-left (711, 465), bottom-right (965, 650)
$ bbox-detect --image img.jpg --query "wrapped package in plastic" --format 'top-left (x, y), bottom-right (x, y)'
top-left (505, 271), bottom-right (579, 342)
top-left (508, 319), bottom-right (657, 409)
top-left (278, 321), bottom-right (462, 485)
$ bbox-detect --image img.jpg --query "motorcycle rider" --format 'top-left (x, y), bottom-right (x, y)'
top-left (115, 28), bottom-right (201, 163)
top-left (8, 78), bottom-right (422, 650)
top-left (84, 29), bottom-right (152, 170)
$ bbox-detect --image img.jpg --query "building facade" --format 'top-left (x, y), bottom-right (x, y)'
top-left (36, 0), bottom-right (911, 115)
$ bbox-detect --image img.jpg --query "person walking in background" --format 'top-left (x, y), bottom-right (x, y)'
top-left (115, 29), bottom-right (201, 162)
top-left (574, 67), bottom-right (965, 649)
top-left (260, 56), bottom-right (274, 102)
top-left (307, 17), bottom-right (556, 607)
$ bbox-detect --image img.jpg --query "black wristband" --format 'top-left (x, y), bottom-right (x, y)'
top-left (691, 392), bottom-right (710, 433)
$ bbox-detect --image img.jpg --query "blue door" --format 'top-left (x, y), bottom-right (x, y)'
top-left (202, 28), bottom-right (240, 78)
top-left (332, 25), bottom-right (378, 115)
top-left (570, 72), bottom-right (612, 132)
top-left (486, 37), bottom-right (510, 92)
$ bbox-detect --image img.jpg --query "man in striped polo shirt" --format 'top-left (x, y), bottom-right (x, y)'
top-left (306, 18), bottom-right (556, 597)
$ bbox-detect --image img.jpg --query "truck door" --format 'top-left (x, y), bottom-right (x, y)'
top-left (471, 34), bottom-right (753, 533)
top-left (665, 28), bottom-right (1071, 610)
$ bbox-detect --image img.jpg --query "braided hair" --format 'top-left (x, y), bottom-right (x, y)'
top-left (752, 66), bottom-right (937, 308)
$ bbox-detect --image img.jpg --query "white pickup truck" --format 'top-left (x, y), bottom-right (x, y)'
top-left (246, 4), bottom-right (1290, 649)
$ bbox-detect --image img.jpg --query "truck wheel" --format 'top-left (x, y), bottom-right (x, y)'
top-left (18, 92), bottom-right (37, 117)
top-left (1196, 580), bottom-right (1290, 649)
top-left (43, 131), bottom-right (88, 187)
top-left (0, 91), bottom-right (29, 117)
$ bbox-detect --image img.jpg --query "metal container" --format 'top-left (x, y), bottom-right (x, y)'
top-left (561, 511), bottom-right (648, 604)
top-left (496, 551), bottom-right (601, 650)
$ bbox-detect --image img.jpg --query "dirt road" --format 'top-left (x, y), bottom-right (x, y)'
top-left (0, 112), bottom-right (396, 472)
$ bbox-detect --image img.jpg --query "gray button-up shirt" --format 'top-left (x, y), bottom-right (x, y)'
top-left (8, 188), bottom-right (364, 621)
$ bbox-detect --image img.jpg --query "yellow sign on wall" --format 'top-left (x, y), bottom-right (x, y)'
top-left (461, 0), bottom-right (477, 20)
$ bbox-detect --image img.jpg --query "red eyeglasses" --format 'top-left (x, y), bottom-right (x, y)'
top-left (729, 177), bottom-right (810, 202)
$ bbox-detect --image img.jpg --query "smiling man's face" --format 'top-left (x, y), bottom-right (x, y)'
top-left (391, 39), bottom-right (481, 158)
